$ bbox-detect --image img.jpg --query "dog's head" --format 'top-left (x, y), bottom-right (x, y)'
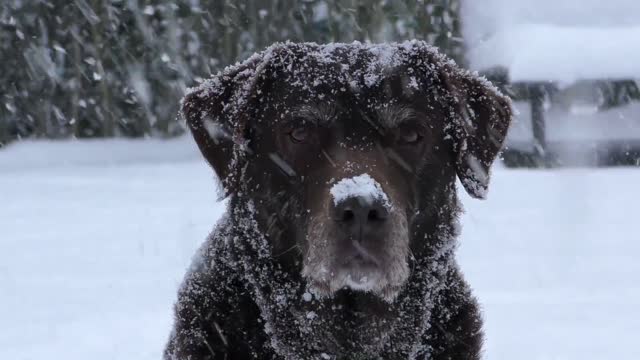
top-left (183, 42), bottom-right (511, 301)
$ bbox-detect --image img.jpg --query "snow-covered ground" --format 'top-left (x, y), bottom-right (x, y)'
top-left (1, 138), bottom-right (639, 360)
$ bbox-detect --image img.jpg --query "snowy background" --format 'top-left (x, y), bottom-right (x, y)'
top-left (2, 0), bottom-right (640, 359)
top-left (2, 138), bottom-right (639, 360)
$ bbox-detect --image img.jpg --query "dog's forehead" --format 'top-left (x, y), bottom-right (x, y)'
top-left (267, 42), bottom-right (439, 103)
top-left (263, 44), bottom-right (445, 131)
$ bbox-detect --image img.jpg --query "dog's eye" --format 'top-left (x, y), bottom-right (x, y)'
top-left (289, 127), bottom-right (309, 143)
top-left (397, 128), bottom-right (423, 145)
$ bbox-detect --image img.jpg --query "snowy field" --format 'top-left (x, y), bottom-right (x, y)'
top-left (1, 138), bottom-right (639, 360)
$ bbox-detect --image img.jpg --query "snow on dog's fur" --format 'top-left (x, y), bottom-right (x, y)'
top-left (165, 41), bottom-right (512, 359)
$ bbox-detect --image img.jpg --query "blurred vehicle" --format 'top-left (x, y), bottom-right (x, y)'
top-left (461, 0), bottom-right (640, 166)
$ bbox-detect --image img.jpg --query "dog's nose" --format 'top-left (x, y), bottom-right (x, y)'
top-left (333, 196), bottom-right (389, 236)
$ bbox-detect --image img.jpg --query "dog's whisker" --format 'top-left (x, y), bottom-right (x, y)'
top-left (321, 149), bottom-right (337, 168)
top-left (266, 213), bottom-right (279, 234)
top-left (407, 247), bottom-right (417, 279)
top-left (386, 148), bottom-right (413, 173)
top-left (268, 152), bottom-right (297, 177)
top-left (357, 108), bottom-right (385, 135)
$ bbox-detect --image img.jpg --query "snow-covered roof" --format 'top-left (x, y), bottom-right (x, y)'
top-left (462, 0), bottom-right (640, 83)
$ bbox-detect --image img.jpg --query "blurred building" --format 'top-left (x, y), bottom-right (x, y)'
top-left (462, 0), bottom-right (640, 166)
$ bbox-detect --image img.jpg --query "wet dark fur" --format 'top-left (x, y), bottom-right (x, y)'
top-left (164, 42), bottom-right (511, 360)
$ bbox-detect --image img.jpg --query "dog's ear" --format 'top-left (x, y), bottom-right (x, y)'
top-left (181, 80), bottom-right (235, 183)
top-left (443, 67), bottom-right (512, 199)
top-left (181, 57), bottom-right (266, 190)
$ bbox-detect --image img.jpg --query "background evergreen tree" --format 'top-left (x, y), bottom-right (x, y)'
top-left (0, 0), bottom-right (463, 147)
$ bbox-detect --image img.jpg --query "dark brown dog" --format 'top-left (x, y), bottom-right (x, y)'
top-left (165, 41), bottom-right (511, 359)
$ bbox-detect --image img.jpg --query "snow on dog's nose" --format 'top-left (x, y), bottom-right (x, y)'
top-left (329, 173), bottom-right (391, 209)
top-left (330, 174), bottom-right (392, 244)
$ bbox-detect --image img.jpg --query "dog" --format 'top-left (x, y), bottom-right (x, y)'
top-left (164, 41), bottom-right (512, 360)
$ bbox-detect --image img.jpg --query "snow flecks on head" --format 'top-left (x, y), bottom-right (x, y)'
top-left (182, 39), bottom-right (512, 134)
top-left (182, 40), bottom-right (447, 124)
top-left (329, 173), bottom-right (391, 209)
top-left (182, 40), bottom-right (512, 204)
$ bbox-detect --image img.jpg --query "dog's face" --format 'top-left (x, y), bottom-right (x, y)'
top-left (182, 42), bottom-right (511, 301)
top-left (258, 71), bottom-right (456, 300)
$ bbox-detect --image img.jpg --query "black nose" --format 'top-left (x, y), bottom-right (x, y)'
top-left (333, 196), bottom-right (389, 238)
